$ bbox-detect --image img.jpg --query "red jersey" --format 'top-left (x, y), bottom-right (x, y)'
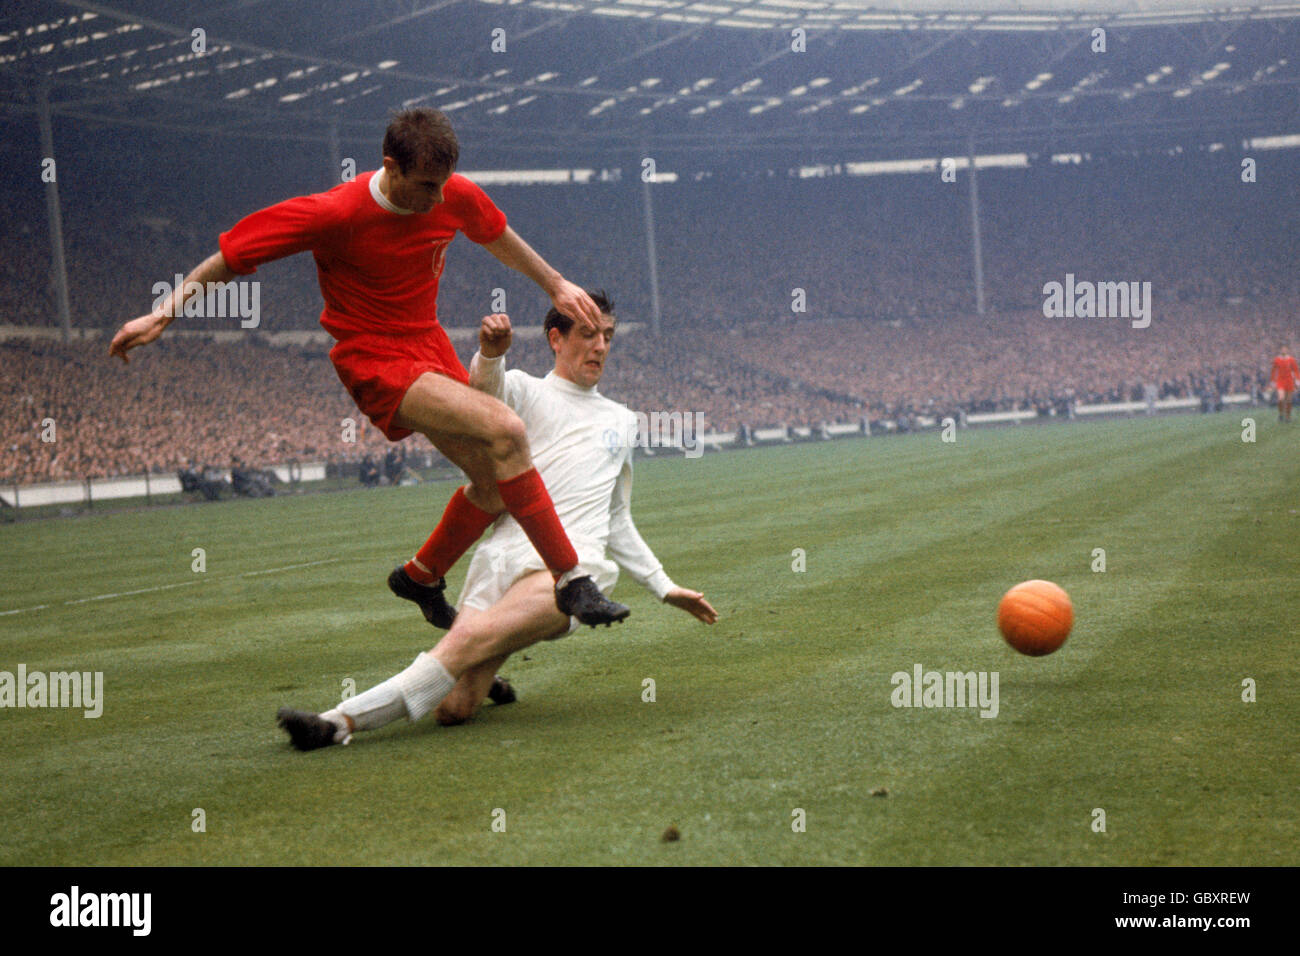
top-left (218, 171), bottom-right (507, 339)
top-left (1271, 354), bottom-right (1299, 391)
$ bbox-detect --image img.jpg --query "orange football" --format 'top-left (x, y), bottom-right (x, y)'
top-left (997, 580), bottom-right (1073, 656)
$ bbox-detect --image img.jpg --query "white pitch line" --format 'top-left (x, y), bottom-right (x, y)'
top-left (1, 558), bottom-right (342, 616)
top-left (0, 604), bottom-right (51, 617)
top-left (241, 558), bottom-right (339, 577)
top-left (63, 580), bottom-right (203, 605)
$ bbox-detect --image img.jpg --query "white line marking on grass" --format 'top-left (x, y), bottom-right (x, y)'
top-left (241, 558), bottom-right (339, 577)
top-left (1, 558), bottom-right (341, 616)
top-left (63, 581), bottom-right (203, 605)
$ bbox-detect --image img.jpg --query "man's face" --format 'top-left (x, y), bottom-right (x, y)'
top-left (382, 157), bottom-right (449, 213)
top-left (551, 313), bottom-right (615, 388)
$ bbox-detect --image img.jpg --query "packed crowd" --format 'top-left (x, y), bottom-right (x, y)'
top-left (720, 299), bottom-right (1290, 422)
top-left (0, 336), bottom-right (395, 484)
top-left (2, 141), bottom-right (1296, 484)
top-left (2, 294), bottom-right (1293, 484)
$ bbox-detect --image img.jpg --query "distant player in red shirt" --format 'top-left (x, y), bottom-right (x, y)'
top-left (108, 108), bottom-right (628, 627)
top-left (1270, 345), bottom-right (1299, 423)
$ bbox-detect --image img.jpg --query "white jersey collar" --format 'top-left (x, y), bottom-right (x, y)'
top-left (545, 370), bottom-right (598, 396)
top-left (370, 168), bottom-right (414, 216)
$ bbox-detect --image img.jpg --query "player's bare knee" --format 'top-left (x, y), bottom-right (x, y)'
top-left (435, 698), bottom-right (476, 725)
top-left (435, 704), bottom-right (470, 726)
top-left (485, 410), bottom-right (529, 466)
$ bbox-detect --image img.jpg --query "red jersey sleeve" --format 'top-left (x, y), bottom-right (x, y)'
top-left (218, 190), bottom-right (340, 275)
top-left (447, 174), bottom-right (508, 245)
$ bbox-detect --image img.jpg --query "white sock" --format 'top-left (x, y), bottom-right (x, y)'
top-left (330, 675), bottom-right (406, 732)
top-left (318, 709), bottom-right (355, 745)
top-left (393, 652), bottom-right (457, 722)
top-left (333, 653), bottom-right (456, 733)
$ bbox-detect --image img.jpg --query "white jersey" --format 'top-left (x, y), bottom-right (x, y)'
top-left (469, 351), bottom-right (675, 600)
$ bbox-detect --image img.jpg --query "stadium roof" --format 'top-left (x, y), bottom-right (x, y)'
top-left (1, 0), bottom-right (1298, 163)
top-left (488, 0), bottom-right (1300, 30)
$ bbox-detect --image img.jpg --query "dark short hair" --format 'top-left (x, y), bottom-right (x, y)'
top-left (383, 108), bottom-right (459, 176)
top-left (544, 290), bottom-right (615, 350)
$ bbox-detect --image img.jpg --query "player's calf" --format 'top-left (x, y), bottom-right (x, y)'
top-left (434, 652), bottom-right (515, 726)
top-left (436, 675), bottom-right (515, 726)
top-left (435, 699), bottom-right (474, 726)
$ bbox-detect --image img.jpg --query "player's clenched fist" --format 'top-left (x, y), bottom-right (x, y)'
top-left (479, 313), bottom-right (512, 358)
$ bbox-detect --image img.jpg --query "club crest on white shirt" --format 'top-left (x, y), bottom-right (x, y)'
top-left (601, 427), bottom-right (623, 455)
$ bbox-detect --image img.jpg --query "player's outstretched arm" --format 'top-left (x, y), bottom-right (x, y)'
top-left (663, 586), bottom-right (719, 624)
top-left (606, 457), bottom-right (716, 623)
top-left (480, 226), bottom-right (599, 329)
top-left (109, 250), bottom-right (237, 363)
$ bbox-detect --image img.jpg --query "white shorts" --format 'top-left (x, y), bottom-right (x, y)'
top-left (458, 538), bottom-right (620, 636)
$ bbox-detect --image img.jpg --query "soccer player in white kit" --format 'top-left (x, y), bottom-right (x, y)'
top-left (277, 293), bottom-right (717, 749)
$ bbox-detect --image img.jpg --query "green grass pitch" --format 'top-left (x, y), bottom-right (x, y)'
top-left (1, 412), bottom-right (1296, 865)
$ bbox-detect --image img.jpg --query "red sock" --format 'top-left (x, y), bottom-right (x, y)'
top-left (405, 487), bottom-right (498, 583)
top-left (496, 468), bottom-right (578, 576)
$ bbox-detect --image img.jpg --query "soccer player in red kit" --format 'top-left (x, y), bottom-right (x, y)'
top-left (108, 108), bottom-right (628, 626)
top-left (1270, 345), bottom-right (1299, 423)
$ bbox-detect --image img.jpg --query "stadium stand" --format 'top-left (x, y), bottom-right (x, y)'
top-left (1, 141), bottom-right (1296, 483)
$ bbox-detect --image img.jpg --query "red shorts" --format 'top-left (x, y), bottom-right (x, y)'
top-left (330, 326), bottom-right (469, 441)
